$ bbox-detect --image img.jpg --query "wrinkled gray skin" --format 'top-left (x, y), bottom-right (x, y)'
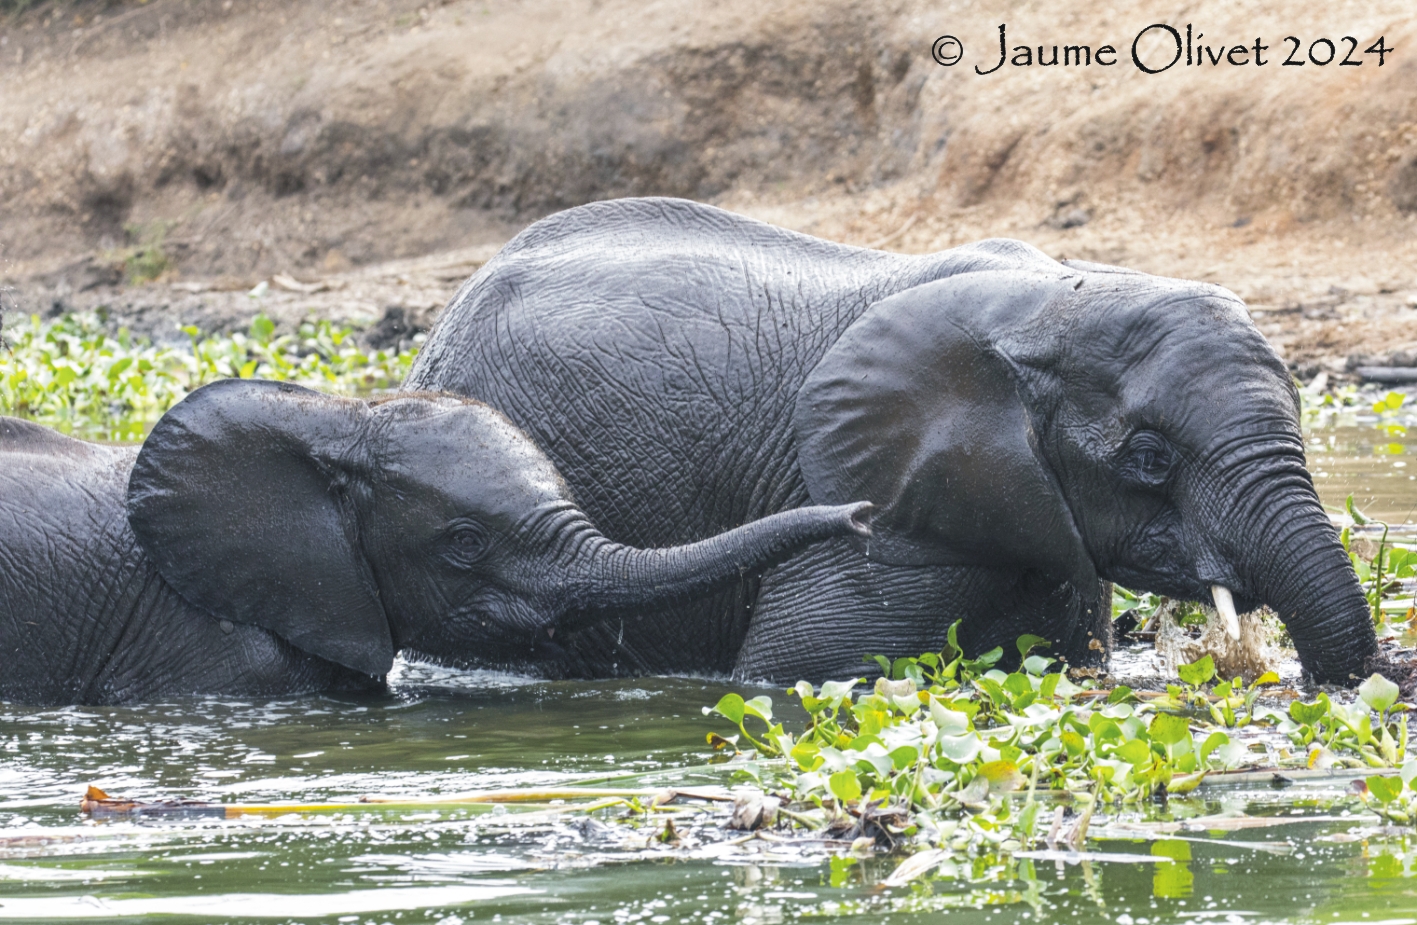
top-left (0, 379), bottom-right (869, 704)
top-left (406, 196), bottom-right (1383, 686)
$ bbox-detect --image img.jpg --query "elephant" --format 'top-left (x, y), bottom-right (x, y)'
top-left (405, 196), bottom-right (1386, 687)
top-left (0, 378), bottom-right (870, 704)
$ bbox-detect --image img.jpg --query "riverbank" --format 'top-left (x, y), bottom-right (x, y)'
top-left (2, 0), bottom-right (1415, 371)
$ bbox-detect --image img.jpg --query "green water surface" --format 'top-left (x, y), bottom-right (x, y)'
top-left (0, 665), bottom-right (1415, 925)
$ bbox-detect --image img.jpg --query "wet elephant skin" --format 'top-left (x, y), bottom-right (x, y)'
top-left (406, 197), bottom-right (1381, 686)
top-left (0, 380), bottom-right (868, 703)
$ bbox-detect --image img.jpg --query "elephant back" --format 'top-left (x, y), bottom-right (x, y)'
top-left (404, 197), bottom-right (1060, 672)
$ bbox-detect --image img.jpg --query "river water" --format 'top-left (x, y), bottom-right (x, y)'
top-left (3, 404), bottom-right (1417, 923)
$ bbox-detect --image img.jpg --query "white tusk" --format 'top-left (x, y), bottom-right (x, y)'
top-left (1211, 585), bottom-right (1241, 641)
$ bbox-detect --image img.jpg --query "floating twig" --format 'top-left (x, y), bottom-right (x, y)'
top-left (80, 784), bottom-right (733, 820)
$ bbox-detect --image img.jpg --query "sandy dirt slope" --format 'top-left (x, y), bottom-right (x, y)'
top-left (0, 0), bottom-right (1415, 369)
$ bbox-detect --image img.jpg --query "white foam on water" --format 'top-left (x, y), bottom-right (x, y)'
top-left (0, 864), bottom-right (150, 882)
top-left (0, 883), bottom-right (536, 919)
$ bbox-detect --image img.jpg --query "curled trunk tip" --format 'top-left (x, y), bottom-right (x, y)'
top-left (841, 501), bottom-right (875, 537)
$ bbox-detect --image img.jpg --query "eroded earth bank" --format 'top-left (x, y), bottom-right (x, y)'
top-left (0, 0), bottom-right (1415, 372)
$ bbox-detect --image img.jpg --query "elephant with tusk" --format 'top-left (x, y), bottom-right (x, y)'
top-left (406, 196), bottom-right (1394, 687)
top-left (0, 379), bottom-right (870, 704)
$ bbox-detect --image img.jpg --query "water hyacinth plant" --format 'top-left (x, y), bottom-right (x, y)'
top-left (0, 312), bottom-right (419, 441)
top-left (704, 624), bottom-right (1413, 855)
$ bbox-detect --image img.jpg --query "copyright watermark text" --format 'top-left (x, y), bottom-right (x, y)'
top-left (929, 24), bottom-right (1393, 75)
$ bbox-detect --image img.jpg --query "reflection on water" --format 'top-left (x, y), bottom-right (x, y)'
top-left (0, 666), bottom-right (1415, 924)
top-left (1311, 426), bottom-right (1417, 524)
top-left (1308, 391), bottom-right (1417, 524)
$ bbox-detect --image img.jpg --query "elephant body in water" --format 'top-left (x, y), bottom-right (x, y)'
top-left (0, 380), bottom-right (868, 703)
top-left (407, 196), bottom-right (1383, 685)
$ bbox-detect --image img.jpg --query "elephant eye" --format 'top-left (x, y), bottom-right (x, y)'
top-left (445, 523), bottom-right (492, 565)
top-left (1121, 431), bottom-right (1173, 487)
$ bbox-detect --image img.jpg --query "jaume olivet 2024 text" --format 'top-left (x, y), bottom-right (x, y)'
top-left (931, 25), bottom-right (1393, 75)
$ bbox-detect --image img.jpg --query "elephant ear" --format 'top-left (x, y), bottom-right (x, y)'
top-left (126, 379), bottom-right (394, 676)
top-left (793, 271), bottom-right (1097, 591)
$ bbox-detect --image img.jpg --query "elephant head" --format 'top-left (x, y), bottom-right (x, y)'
top-left (794, 258), bottom-right (1380, 685)
top-left (127, 379), bottom-right (871, 676)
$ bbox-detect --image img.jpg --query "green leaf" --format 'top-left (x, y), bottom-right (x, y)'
top-left (1359, 674), bottom-right (1401, 714)
top-left (742, 695), bottom-right (774, 723)
top-left (1106, 686), bottom-right (1135, 704)
top-left (1368, 774), bottom-right (1403, 804)
top-left (819, 679), bottom-right (860, 701)
top-left (937, 733), bottom-right (983, 764)
top-left (974, 677), bottom-right (1008, 706)
top-left (790, 739), bottom-right (823, 771)
top-left (1149, 713), bottom-right (1192, 747)
top-left (1177, 655), bottom-right (1215, 687)
top-left (889, 745), bottom-right (920, 771)
top-left (1088, 714), bottom-right (1123, 743)
top-left (1249, 671), bottom-right (1281, 689)
top-left (1015, 634), bottom-right (1050, 660)
top-left (707, 693), bottom-right (745, 724)
top-left (1347, 494), bottom-right (1370, 526)
top-left (1061, 729), bottom-right (1086, 758)
top-left (891, 656), bottom-right (917, 681)
top-left (1388, 547), bottom-right (1417, 579)
top-left (1022, 654), bottom-right (1055, 677)
top-left (249, 315), bottom-right (276, 342)
top-left (1200, 731), bottom-right (1229, 765)
top-left (1114, 738), bottom-right (1152, 767)
top-left (977, 760), bottom-right (1024, 792)
top-left (1290, 699), bottom-right (1329, 726)
top-left (946, 621), bottom-right (963, 659)
top-left (828, 769), bottom-right (862, 804)
top-left (974, 647), bottom-right (1004, 669)
top-left (1374, 391), bottom-right (1408, 414)
top-left (1002, 672), bottom-right (1032, 697)
top-left (928, 699), bottom-right (970, 735)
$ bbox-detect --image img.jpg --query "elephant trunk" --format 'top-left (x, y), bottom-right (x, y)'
top-left (1252, 503), bottom-right (1377, 685)
top-left (545, 501), bottom-right (873, 621)
top-left (1217, 446), bottom-right (1381, 685)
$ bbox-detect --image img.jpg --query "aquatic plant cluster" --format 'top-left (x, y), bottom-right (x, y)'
top-left (1338, 494), bottom-right (1417, 632)
top-left (0, 312), bottom-right (418, 441)
top-left (704, 626), bottom-right (1414, 856)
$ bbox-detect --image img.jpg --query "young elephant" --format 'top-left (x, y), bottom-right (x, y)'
top-left (0, 379), bottom-right (870, 704)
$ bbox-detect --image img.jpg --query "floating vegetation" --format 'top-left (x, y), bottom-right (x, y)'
top-left (0, 312), bottom-right (419, 441)
top-left (1297, 376), bottom-right (1407, 423)
top-left (74, 637), bottom-right (1417, 894)
top-left (1339, 493), bottom-right (1417, 631)
top-left (699, 627), bottom-right (1412, 863)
